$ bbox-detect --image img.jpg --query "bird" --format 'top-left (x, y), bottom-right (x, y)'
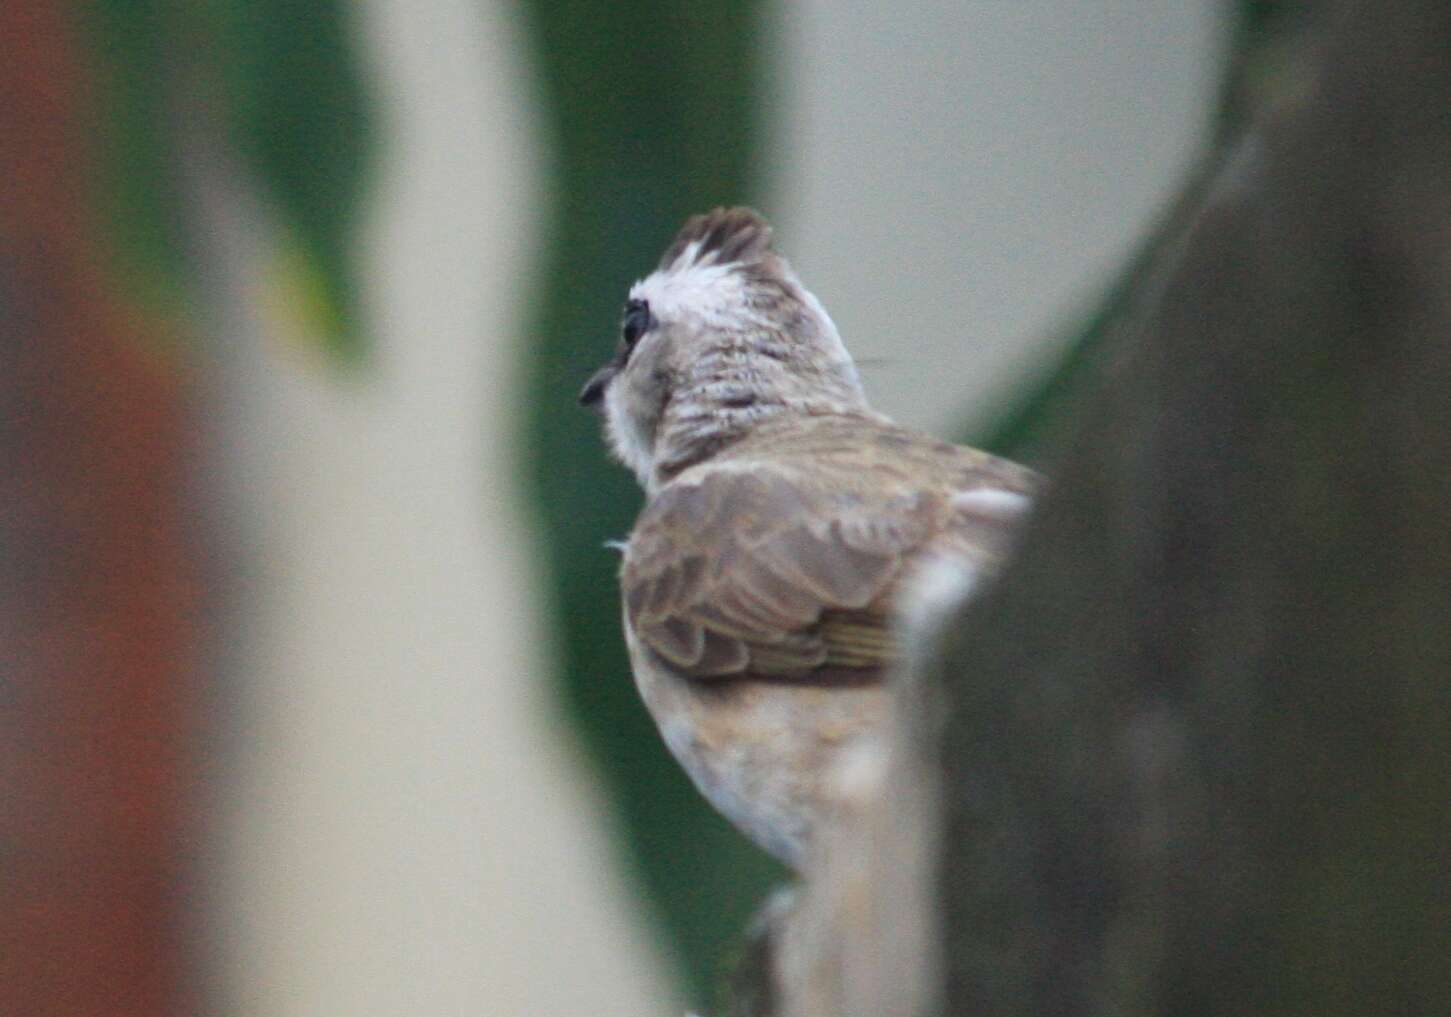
top-left (580, 207), bottom-right (1039, 868)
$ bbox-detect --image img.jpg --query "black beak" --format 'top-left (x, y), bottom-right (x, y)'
top-left (579, 365), bottom-right (616, 408)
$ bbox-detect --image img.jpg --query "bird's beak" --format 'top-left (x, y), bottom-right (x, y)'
top-left (579, 364), bottom-right (616, 409)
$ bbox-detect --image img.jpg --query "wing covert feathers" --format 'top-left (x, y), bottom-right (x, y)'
top-left (621, 441), bottom-right (1036, 683)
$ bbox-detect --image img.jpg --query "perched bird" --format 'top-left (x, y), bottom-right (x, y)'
top-left (581, 208), bottom-right (1038, 868)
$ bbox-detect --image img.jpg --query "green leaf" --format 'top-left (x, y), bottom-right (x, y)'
top-left (82, 0), bottom-right (193, 325)
top-left (207, 0), bottom-right (374, 359)
top-left (79, 0), bottom-right (375, 358)
top-left (517, 0), bottom-right (784, 1006)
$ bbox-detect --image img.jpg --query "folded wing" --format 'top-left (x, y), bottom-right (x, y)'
top-left (623, 463), bottom-right (1025, 682)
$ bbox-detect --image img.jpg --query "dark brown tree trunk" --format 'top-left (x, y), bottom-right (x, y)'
top-left (734, 3), bottom-right (1451, 1014)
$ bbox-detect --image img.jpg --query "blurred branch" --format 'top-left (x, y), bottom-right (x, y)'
top-left (1, 5), bottom-right (201, 1013)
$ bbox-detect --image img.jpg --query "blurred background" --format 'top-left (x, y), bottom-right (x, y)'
top-left (3, 1), bottom-right (1277, 1013)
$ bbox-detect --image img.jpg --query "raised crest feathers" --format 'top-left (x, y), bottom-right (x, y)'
top-left (658, 206), bottom-right (773, 271)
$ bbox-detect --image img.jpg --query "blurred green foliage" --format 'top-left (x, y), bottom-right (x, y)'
top-left (516, 1), bottom-right (784, 1006)
top-left (84, 1), bottom-right (183, 310)
top-left (82, 0), bottom-right (373, 356)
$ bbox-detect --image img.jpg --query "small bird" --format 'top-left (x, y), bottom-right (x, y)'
top-left (581, 208), bottom-right (1039, 868)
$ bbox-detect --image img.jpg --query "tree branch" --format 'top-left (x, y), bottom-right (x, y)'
top-left (734, 3), bottom-right (1451, 1014)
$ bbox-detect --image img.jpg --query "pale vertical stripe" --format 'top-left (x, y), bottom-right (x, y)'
top-left (207, 0), bottom-right (679, 1013)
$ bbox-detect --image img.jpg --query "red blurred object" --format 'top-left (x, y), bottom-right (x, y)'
top-left (1, 3), bottom-right (203, 1014)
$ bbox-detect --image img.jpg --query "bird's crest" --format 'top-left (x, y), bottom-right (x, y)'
top-left (658, 207), bottom-right (773, 273)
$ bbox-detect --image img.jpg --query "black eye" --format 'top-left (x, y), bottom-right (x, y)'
top-left (622, 299), bottom-right (652, 345)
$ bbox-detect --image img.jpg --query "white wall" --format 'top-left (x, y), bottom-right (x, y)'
top-left (776, 2), bottom-right (1224, 433)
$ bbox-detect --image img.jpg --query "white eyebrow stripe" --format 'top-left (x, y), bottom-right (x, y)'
top-left (950, 487), bottom-right (1033, 519)
top-left (630, 260), bottom-right (747, 323)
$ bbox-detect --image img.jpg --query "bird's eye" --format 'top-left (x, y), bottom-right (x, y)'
top-left (622, 299), bottom-right (652, 346)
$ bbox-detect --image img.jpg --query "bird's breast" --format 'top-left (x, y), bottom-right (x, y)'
top-left (624, 617), bottom-right (887, 867)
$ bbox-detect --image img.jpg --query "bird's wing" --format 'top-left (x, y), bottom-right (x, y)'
top-left (621, 462), bottom-right (1026, 681)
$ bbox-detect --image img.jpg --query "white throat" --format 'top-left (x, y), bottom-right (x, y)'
top-left (604, 380), bottom-right (656, 489)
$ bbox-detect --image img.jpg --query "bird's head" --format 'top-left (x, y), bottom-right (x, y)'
top-left (580, 207), bottom-right (868, 490)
